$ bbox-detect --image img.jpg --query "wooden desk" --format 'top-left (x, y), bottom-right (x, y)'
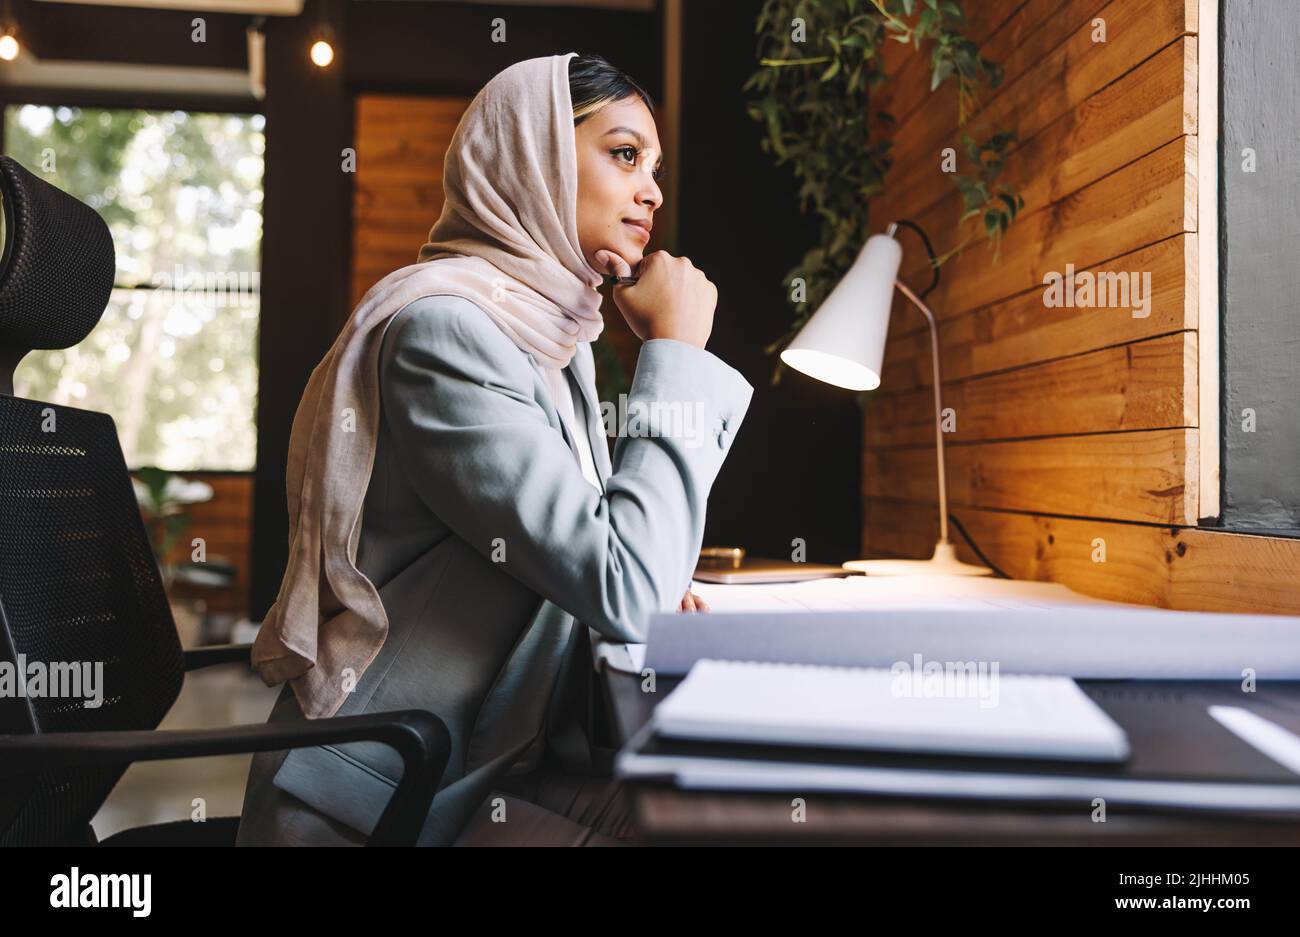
top-left (599, 666), bottom-right (1300, 846)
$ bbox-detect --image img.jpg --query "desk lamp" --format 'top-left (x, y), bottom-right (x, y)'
top-left (780, 223), bottom-right (992, 577)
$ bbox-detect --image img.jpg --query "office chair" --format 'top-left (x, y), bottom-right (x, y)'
top-left (0, 154), bottom-right (450, 846)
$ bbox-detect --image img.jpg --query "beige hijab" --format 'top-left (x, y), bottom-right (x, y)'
top-left (251, 52), bottom-right (606, 719)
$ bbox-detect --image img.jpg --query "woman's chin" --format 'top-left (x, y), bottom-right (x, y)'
top-left (615, 244), bottom-right (645, 268)
top-left (592, 248), bottom-right (639, 276)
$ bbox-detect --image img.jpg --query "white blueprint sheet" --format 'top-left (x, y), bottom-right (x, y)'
top-left (591, 574), bottom-right (1126, 675)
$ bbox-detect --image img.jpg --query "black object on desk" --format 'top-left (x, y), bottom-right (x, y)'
top-left (598, 667), bottom-right (1300, 845)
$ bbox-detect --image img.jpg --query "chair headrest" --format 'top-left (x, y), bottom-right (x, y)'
top-left (0, 156), bottom-right (116, 377)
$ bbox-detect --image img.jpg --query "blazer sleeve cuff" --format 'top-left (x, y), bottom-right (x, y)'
top-left (627, 339), bottom-right (754, 452)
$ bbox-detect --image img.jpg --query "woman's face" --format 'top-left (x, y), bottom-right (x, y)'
top-left (574, 95), bottom-right (664, 275)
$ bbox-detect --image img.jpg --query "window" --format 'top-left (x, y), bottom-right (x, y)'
top-left (3, 105), bottom-right (264, 472)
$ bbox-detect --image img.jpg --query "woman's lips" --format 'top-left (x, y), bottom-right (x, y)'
top-left (623, 220), bottom-right (651, 242)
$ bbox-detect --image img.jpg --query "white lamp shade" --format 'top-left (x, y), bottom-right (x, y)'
top-left (779, 232), bottom-right (902, 391)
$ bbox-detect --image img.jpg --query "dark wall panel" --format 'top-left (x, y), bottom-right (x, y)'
top-left (677, 0), bottom-right (862, 564)
top-left (1221, 0), bottom-right (1300, 530)
top-left (8, 0), bottom-right (249, 68)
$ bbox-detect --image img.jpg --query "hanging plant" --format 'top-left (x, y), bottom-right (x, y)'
top-left (744, 0), bottom-right (1024, 383)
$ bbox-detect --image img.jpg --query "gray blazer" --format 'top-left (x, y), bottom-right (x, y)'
top-left (236, 293), bottom-right (754, 845)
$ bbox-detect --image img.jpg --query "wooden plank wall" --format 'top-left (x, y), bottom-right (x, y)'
top-left (350, 95), bottom-right (471, 310)
top-left (864, 0), bottom-right (1300, 613)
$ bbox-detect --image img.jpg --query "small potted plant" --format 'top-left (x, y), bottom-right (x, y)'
top-left (131, 465), bottom-right (214, 588)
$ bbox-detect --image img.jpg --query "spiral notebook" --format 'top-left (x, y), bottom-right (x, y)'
top-left (652, 659), bottom-right (1131, 762)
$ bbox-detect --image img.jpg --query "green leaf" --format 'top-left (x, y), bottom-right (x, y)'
top-left (930, 57), bottom-right (953, 90)
top-left (744, 0), bottom-right (1017, 366)
top-left (954, 50), bottom-right (977, 80)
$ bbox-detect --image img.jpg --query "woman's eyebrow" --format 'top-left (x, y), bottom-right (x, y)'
top-left (603, 126), bottom-right (664, 168)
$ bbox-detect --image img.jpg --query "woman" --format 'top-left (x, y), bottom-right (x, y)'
top-left (235, 52), bottom-right (752, 846)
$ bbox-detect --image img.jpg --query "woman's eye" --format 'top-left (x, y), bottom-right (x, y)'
top-left (612, 145), bottom-right (665, 182)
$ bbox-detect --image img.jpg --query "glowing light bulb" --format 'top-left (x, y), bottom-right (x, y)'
top-left (0, 34), bottom-right (19, 62)
top-left (309, 39), bottom-right (334, 68)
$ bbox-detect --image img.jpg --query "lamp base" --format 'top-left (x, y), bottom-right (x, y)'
top-left (842, 541), bottom-right (993, 577)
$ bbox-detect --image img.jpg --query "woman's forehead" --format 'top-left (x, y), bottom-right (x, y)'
top-left (585, 98), bottom-right (659, 145)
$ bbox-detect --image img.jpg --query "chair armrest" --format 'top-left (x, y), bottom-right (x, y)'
top-left (0, 710), bottom-right (450, 846)
top-left (183, 642), bottom-right (252, 671)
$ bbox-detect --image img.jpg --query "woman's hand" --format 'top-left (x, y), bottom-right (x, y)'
top-left (679, 589), bottom-right (710, 613)
top-left (596, 249), bottom-right (716, 350)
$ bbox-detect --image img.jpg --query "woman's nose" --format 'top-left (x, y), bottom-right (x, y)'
top-left (637, 178), bottom-right (661, 210)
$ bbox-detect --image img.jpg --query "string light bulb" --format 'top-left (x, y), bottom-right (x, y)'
top-left (309, 0), bottom-right (337, 69)
top-left (309, 38), bottom-right (333, 68)
top-left (0, 30), bottom-right (19, 62)
top-left (0, 0), bottom-right (17, 62)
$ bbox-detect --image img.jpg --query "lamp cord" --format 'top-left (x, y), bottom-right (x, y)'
top-left (889, 218), bottom-right (941, 299)
top-left (946, 513), bottom-right (1012, 579)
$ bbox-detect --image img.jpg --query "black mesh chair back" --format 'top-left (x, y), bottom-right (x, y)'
top-left (0, 155), bottom-right (185, 844)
